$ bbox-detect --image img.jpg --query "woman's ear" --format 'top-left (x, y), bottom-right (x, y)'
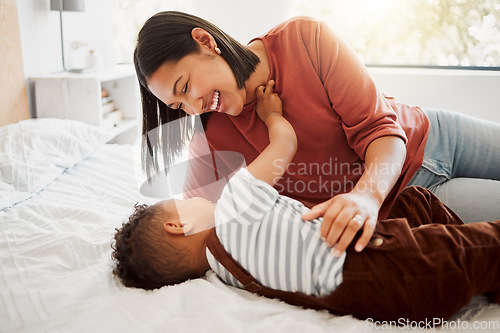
top-left (191, 27), bottom-right (216, 50)
top-left (163, 221), bottom-right (194, 235)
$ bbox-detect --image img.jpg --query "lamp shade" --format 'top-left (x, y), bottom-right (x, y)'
top-left (50, 0), bottom-right (85, 12)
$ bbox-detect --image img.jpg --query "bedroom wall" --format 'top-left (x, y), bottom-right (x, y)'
top-left (14, 0), bottom-right (500, 123)
top-left (16, 0), bottom-right (115, 116)
top-left (16, 0), bottom-right (115, 76)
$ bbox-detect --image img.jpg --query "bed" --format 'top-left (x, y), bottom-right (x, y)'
top-left (1, 118), bottom-right (500, 333)
top-left (4, 0), bottom-right (499, 329)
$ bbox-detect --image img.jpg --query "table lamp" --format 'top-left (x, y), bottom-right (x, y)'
top-left (50, 0), bottom-right (87, 72)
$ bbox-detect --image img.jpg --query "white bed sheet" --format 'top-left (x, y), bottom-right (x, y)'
top-left (1, 143), bottom-right (499, 333)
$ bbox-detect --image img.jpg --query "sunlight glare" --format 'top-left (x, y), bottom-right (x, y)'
top-left (357, 0), bottom-right (399, 16)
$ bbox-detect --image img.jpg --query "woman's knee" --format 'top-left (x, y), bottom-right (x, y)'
top-left (430, 178), bottom-right (500, 223)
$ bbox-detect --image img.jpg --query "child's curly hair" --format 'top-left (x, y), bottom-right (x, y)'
top-left (111, 203), bottom-right (194, 290)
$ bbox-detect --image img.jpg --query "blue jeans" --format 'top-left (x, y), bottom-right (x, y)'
top-left (407, 109), bottom-right (500, 223)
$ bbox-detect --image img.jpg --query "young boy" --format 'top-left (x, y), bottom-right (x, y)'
top-left (112, 80), bottom-right (500, 323)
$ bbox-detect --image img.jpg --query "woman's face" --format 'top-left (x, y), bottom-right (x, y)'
top-left (147, 41), bottom-right (247, 117)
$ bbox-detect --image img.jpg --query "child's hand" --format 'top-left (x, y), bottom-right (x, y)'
top-left (255, 80), bottom-right (282, 123)
top-left (247, 79), bottom-right (296, 187)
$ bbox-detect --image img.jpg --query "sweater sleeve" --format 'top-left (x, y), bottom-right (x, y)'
top-left (304, 19), bottom-right (407, 158)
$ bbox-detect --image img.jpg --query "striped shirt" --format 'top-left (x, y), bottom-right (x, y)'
top-left (206, 168), bottom-right (345, 297)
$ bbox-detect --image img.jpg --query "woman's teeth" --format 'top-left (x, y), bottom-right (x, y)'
top-left (209, 90), bottom-right (220, 111)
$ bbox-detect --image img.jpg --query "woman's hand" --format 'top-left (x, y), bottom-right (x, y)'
top-left (302, 136), bottom-right (406, 257)
top-left (301, 191), bottom-right (379, 257)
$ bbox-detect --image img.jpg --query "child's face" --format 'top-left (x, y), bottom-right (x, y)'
top-left (156, 197), bottom-right (215, 235)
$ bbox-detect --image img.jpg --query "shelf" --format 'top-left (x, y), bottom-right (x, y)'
top-left (108, 119), bottom-right (139, 140)
top-left (31, 64), bottom-right (137, 81)
top-left (30, 64), bottom-right (141, 144)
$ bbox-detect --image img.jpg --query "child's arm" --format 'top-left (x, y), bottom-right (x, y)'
top-left (247, 80), bottom-right (297, 186)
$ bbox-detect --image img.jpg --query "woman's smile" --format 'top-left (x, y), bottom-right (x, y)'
top-left (204, 90), bottom-right (222, 112)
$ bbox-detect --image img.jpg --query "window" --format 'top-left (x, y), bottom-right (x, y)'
top-left (291, 0), bottom-right (500, 69)
top-left (112, 0), bottom-right (195, 65)
top-left (113, 0), bottom-right (500, 69)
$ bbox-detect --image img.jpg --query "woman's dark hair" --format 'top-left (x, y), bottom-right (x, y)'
top-left (134, 11), bottom-right (260, 179)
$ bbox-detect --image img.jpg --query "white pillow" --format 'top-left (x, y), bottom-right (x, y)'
top-left (0, 118), bottom-right (112, 210)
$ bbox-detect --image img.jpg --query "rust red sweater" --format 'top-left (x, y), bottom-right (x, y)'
top-left (188, 17), bottom-right (429, 218)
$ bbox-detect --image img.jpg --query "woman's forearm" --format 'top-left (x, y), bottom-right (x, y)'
top-left (352, 136), bottom-right (406, 208)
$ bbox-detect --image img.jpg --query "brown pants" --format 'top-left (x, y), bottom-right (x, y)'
top-left (206, 186), bottom-right (500, 322)
top-left (331, 186), bottom-right (500, 321)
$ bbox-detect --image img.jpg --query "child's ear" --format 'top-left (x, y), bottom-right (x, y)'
top-left (163, 222), bottom-right (194, 235)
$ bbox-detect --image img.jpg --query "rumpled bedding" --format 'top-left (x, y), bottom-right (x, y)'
top-left (1, 120), bottom-right (498, 333)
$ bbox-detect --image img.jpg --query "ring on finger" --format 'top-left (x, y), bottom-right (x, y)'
top-left (351, 214), bottom-right (363, 225)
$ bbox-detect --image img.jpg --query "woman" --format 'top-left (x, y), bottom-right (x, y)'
top-left (134, 11), bottom-right (500, 256)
